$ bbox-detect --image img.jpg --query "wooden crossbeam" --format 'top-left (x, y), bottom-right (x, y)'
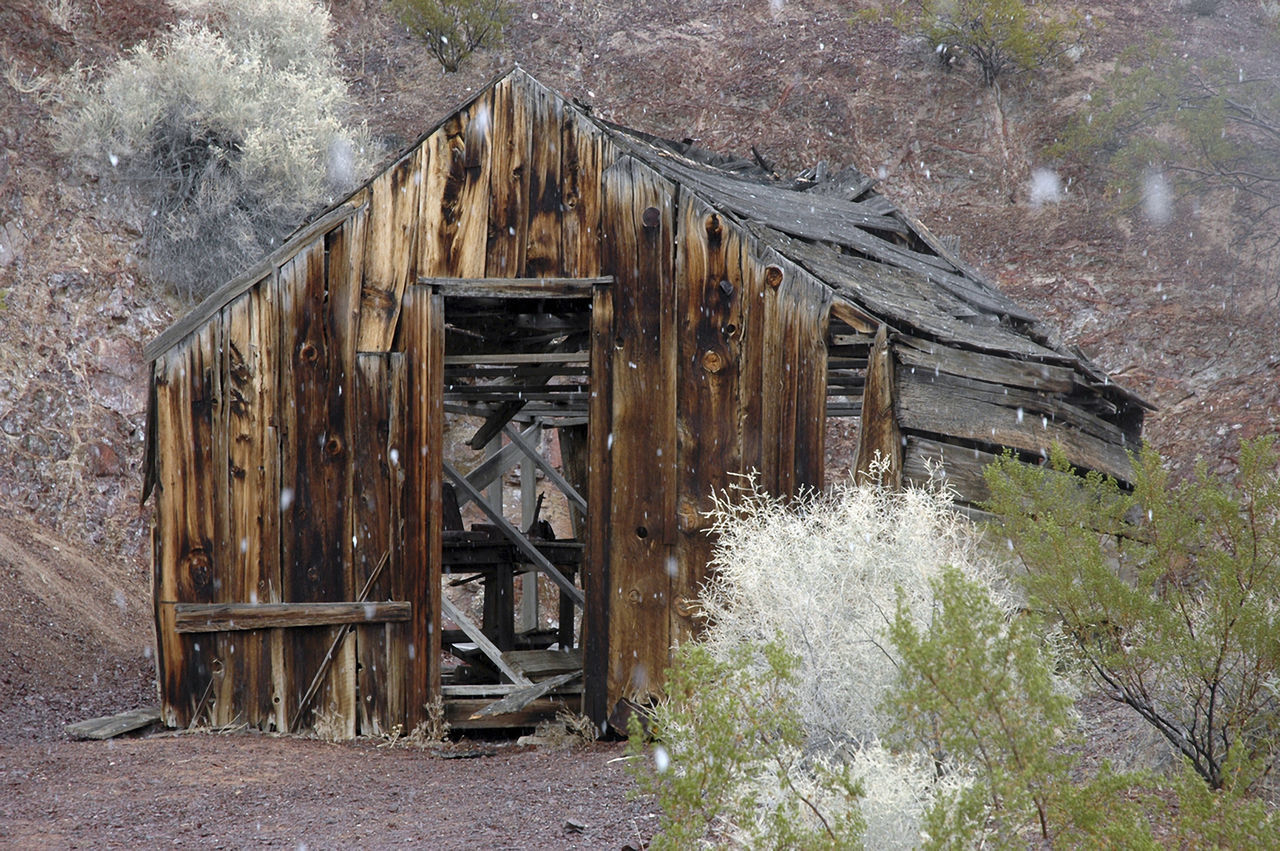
top-left (441, 596), bottom-right (531, 685)
top-left (174, 601), bottom-right (410, 633)
top-left (422, 276), bottom-right (612, 298)
top-left (501, 424), bottom-right (588, 515)
top-left (443, 461), bottom-right (586, 609)
top-left (454, 421), bottom-right (541, 509)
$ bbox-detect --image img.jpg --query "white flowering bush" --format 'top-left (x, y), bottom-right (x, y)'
top-left (627, 469), bottom-right (1158, 848)
top-left (53, 0), bottom-right (374, 299)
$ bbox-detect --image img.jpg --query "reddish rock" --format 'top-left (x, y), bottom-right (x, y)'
top-left (84, 441), bottom-right (123, 477)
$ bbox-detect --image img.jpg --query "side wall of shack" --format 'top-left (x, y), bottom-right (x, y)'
top-left (150, 70), bottom-right (834, 735)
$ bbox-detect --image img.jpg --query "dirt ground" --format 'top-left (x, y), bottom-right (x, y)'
top-left (0, 733), bottom-right (656, 849)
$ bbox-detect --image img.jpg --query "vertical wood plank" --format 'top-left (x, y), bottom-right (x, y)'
top-left (561, 107), bottom-right (603, 278)
top-left (353, 353), bottom-right (394, 735)
top-left (793, 270), bottom-right (831, 490)
top-left (737, 249), bottom-right (766, 478)
top-left (218, 287), bottom-right (278, 730)
top-left (672, 195), bottom-right (744, 648)
top-left (328, 217), bottom-right (363, 737)
top-left (403, 286), bottom-right (444, 726)
top-left (386, 352), bottom-right (409, 728)
top-left (601, 156), bottom-right (677, 710)
top-left (855, 324), bottom-right (903, 488)
top-left (757, 255), bottom-right (785, 492)
top-left (485, 75), bottom-right (531, 278)
top-left (420, 95), bottom-right (491, 280)
top-left (356, 149), bottom-right (417, 353)
top-left (584, 281), bottom-right (614, 726)
top-left (153, 323), bottom-right (220, 728)
top-left (524, 83), bottom-right (563, 277)
top-left (277, 239), bottom-right (355, 735)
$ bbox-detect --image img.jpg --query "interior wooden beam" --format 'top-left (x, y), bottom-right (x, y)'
top-left (443, 461), bottom-right (586, 609)
top-left (453, 421), bottom-right (541, 509)
top-left (501, 423), bottom-right (588, 514)
top-left (440, 596), bottom-right (531, 685)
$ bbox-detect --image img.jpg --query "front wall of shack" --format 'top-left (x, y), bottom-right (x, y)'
top-left (150, 71), bottom-right (832, 735)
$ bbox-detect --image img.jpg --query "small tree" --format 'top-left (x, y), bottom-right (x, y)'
top-left (389, 0), bottom-right (513, 73)
top-left (53, 0), bottom-right (372, 300)
top-left (984, 438), bottom-right (1280, 793)
top-left (870, 0), bottom-right (1079, 86)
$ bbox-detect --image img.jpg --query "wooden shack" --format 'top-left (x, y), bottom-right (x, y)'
top-left (142, 67), bottom-right (1148, 737)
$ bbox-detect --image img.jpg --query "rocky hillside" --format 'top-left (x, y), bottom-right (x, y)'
top-left (0, 0), bottom-right (1276, 725)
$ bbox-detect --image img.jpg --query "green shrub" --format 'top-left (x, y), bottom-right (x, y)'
top-left (887, 564), bottom-right (1156, 847)
top-left (865, 0), bottom-right (1080, 86)
top-left (984, 438), bottom-right (1280, 793)
top-left (627, 639), bottom-right (866, 850)
top-left (53, 0), bottom-right (373, 300)
top-left (388, 0), bottom-right (513, 73)
top-left (1053, 31), bottom-right (1280, 252)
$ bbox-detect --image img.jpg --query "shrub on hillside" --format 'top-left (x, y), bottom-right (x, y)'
top-left (862, 0), bottom-right (1080, 87)
top-left (985, 438), bottom-right (1280, 794)
top-left (389, 0), bottom-right (513, 73)
top-left (53, 0), bottom-right (373, 301)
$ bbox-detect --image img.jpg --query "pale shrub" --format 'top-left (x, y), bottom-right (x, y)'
top-left (53, 0), bottom-right (374, 300)
top-left (675, 471), bottom-right (1028, 848)
top-left (699, 472), bottom-right (1016, 751)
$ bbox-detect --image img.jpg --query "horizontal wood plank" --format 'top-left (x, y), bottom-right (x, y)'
top-left (173, 602), bottom-right (410, 633)
top-left (65, 707), bottom-right (162, 740)
top-left (420, 276), bottom-right (612, 298)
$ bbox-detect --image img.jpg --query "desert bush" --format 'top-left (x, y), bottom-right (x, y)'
top-left (631, 472), bottom-right (1059, 847)
top-left (984, 438), bottom-right (1280, 793)
top-left (864, 0), bottom-right (1080, 86)
top-left (1053, 30), bottom-right (1280, 296)
top-left (53, 0), bottom-right (373, 301)
top-left (627, 639), bottom-right (867, 850)
top-left (389, 0), bottom-right (513, 73)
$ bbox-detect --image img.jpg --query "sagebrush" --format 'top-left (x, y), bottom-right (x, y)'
top-left (389, 0), bottom-right (513, 73)
top-left (53, 0), bottom-right (373, 300)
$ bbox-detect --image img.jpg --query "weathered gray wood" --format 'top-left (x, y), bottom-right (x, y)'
top-left (174, 602), bottom-right (411, 633)
top-left (500, 424), bottom-right (588, 515)
top-left (902, 435), bottom-right (1000, 506)
top-left (503, 648), bottom-right (584, 679)
top-left (896, 337), bottom-right (1076, 395)
top-left (443, 461), bottom-right (586, 609)
top-left (441, 596), bottom-right (531, 685)
top-left (896, 368), bottom-right (1134, 479)
top-left (65, 707), bottom-right (162, 740)
top-left (421, 276), bottom-right (612, 297)
top-left (855, 325), bottom-right (902, 487)
top-left (469, 671), bottom-right (581, 718)
top-left (759, 226), bottom-right (1059, 361)
top-left (452, 422), bottom-right (541, 508)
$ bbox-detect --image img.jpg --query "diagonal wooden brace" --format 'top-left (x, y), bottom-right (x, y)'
top-left (443, 461), bottom-right (586, 609)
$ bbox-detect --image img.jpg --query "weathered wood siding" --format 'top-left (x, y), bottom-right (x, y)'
top-left (151, 67), bottom-right (1137, 735)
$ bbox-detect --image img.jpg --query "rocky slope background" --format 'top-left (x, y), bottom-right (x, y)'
top-left (1, 0), bottom-right (1277, 738)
